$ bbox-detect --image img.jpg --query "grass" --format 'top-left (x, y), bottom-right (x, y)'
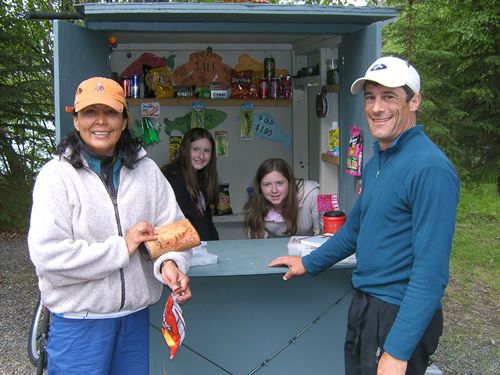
top-left (432, 183), bottom-right (499, 374)
top-left (452, 184), bottom-right (499, 296)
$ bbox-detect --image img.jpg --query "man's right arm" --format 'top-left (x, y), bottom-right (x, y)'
top-left (302, 197), bottom-right (361, 275)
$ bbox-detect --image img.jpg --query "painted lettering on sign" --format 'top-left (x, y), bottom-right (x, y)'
top-left (254, 112), bottom-right (291, 149)
top-left (173, 51), bottom-right (231, 87)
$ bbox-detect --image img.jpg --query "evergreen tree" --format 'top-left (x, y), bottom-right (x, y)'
top-left (0, 0), bottom-right (58, 230)
top-left (381, 0), bottom-right (499, 189)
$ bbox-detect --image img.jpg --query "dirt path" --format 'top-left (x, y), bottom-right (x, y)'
top-left (0, 233), bottom-right (38, 374)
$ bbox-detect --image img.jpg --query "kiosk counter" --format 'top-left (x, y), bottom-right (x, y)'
top-left (149, 238), bottom-right (355, 375)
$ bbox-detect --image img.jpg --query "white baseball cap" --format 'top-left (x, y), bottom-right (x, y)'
top-left (351, 56), bottom-right (420, 95)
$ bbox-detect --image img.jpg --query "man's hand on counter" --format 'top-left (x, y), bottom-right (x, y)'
top-left (268, 256), bottom-right (306, 281)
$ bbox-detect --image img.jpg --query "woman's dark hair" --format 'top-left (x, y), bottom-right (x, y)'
top-left (243, 158), bottom-right (299, 239)
top-left (171, 128), bottom-right (219, 212)
top-left (55, 109), bottom-right (142, 169)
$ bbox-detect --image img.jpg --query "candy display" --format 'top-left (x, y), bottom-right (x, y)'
top-left (346, 125), bottom-right (363, 177)
top-left (117, 50), bottom-right (292, 101)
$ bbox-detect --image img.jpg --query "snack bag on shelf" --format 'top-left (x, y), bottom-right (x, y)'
top-left (346, 125), bottom-right (363, 177)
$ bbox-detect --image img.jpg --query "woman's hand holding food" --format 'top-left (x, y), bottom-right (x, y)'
top-left (125, 221), bottom-right (157, 256)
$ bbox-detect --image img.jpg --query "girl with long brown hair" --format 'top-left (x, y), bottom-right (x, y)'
top-left (162, 128), bottom-right (220, 240)
top-left (244, 158), bottom-right (320, 239)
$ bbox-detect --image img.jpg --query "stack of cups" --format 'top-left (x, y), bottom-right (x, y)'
top-left (323, 210), bottom-right (346, 235)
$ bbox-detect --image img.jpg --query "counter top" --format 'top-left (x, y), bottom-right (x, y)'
top-left (187, 237), bottom-right (355, 277)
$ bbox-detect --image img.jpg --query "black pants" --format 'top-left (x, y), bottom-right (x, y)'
top-left (344, 289), bottom-right (442, 375)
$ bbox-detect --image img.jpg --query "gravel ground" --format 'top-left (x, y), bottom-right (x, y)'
top-left (1, 233), bottom-right (497, 375)
top-left (0, 233), bottom-right (38, 375)
top-left (433, 277), bottom-right (499, 374)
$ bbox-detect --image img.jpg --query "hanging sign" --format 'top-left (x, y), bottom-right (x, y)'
top-left (254, 112), bottom-right (291, 149)
top-left (173, 49), bottom-right (232, 88)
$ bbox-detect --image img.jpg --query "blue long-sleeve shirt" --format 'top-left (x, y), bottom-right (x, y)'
top-left (302, 125), bottom-right (459, 360)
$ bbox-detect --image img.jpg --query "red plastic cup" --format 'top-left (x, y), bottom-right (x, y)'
top-left (323, 210), bottom-right (346, 234)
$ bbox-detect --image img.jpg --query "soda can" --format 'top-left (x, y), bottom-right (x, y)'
top-left (281, 75), bottom-right (292, 100)
top-left (270, 78), bottom-right (279, 99)
top-left (131, 74), bottom-right (140, 98)
top-left (264, 57), bottom-right (275, 80)
top-left (259, 78), bottom-right (269, 99)
top-left (121, 77), bottom-right (130, 97)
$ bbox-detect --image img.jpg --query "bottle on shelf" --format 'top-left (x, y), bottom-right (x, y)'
top-left (326, 59), bottom-right (338, 85)
top-left (264, 56), bottom-right (275, 80)
top-left (328, 121), bottom-right (340, 157)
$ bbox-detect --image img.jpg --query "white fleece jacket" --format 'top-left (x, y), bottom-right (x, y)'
top-left (28, 149), bottom-right (190, 314)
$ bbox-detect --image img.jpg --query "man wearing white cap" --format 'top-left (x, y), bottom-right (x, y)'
top-left (270, 57), bottom-right (459, 374)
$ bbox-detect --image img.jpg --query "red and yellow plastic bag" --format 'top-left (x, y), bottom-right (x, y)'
top-left (162, 293), bottom-right (186, 359)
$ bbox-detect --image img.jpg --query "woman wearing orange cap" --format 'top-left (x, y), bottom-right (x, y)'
top-left (28, 77), bottom-right (192, 374)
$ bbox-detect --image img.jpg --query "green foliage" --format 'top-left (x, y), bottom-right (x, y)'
top-left (0, 175), bottom-right (32, 231)
top-left (302, 1), bottom-right (358, 5)
top-left (0, 0), bottom-right (60, 231)
top-left (452, 184), bottom-right (499, 291)
top-left (381, 0), bottom-right (500, 186)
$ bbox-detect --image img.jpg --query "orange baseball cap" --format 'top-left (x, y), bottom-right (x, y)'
top-left (74, 77), bottom-right (127, 113)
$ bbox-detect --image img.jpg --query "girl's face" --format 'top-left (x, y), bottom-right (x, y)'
top-left (190, 138), bottom-right (212, 170)
top-left (260, 171), bottom-right (289, 208)
top-left (73, 104), bottom-right (126, 156)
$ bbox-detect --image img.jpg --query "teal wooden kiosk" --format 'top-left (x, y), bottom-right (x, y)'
top-left (51, 3), bottom-right (397, 374)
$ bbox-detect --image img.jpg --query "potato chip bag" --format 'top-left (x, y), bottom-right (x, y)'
top-left (162, 293), bottom-right (186, 360)
top-left (148, 67), bottom-right (174, 98)
top-left (216, 183), bottom-right (233, 215)
top-left (231, 69), bottom-right (253, 98)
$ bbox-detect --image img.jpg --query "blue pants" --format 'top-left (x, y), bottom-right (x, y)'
top-left (46, 308), bottom-right (149, 375)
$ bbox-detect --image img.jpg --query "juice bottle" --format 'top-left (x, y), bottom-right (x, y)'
top-left (328, 121), bottom-right (340, 156)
